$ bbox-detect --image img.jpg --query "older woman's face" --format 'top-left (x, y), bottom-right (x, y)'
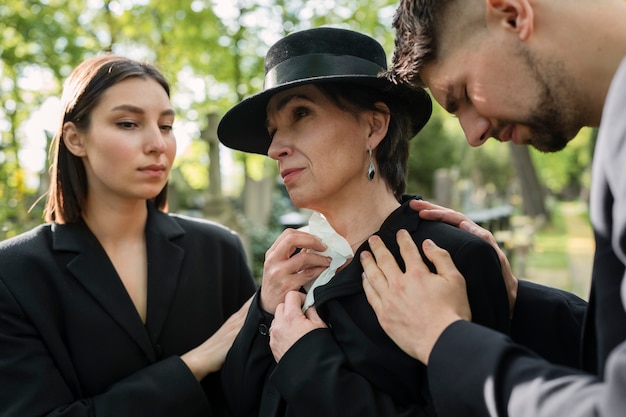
top-left (266, 84), bottom-right (371, 212)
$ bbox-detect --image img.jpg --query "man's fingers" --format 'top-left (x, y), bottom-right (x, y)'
top-left (366, 235), bottom-right (405, 274)
top-left (410, 199), bottom-right (467, 226)
top-left (458, 220), bottom-right (497, 247)
top-left (360, 234), bottom-right (401, 291)
top-left (361, 267), bottom-right (383, 313)
top-left (421, 239), bottom-right (464, 284)
top-left (395, 229), bottom-right (425, 272)
top-left (360, 249), bottom-right (385, 286)
top-left (360, 247), bottom-right (387, 314)
top-left (409, 199), bottom-right (442, 211)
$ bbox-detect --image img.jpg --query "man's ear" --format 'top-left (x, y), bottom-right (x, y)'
top-left (368, 102), bottom-right (391, 148)
top-left (486, 0), bottom-right (534, 41)
top-left (62, 122), bottom-right (87, 157)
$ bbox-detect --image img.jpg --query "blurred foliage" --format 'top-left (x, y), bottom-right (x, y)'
top-left (407, 101), bottom-right (515, 201)
top-left (0, 0), bottom-right (591, 273)
top-left (245, 187), bottom-right (295, 280)
top-left (530, 127), bottom-right (595, 200)
top-left (407, 103), bottom-right (461, 197)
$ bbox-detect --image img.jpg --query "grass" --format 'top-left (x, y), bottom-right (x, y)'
top-left (526, 206), bottom-right (569, 271)
top-left (516, 200), bottom-right (592, 299)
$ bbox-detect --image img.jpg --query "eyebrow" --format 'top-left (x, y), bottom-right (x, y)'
top-left (275, 93), bottom-right (314, 112)
top-left (265, 93), bottom-right (315, 128)
top-left (444, 85), bottom-right (459, 114)
top-left (110, 104), bottom-right (175, 117)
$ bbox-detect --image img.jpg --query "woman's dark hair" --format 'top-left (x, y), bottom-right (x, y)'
top-left (44, 55), bottom-right (171, 223)
top-left (316, 82), bottom-right (414, 201)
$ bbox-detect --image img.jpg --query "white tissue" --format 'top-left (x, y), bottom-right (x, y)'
top-left (301, 212), bottom-right (353, 312)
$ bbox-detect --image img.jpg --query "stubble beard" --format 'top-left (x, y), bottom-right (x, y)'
top-left (517, 46), bottom-right (581, 153)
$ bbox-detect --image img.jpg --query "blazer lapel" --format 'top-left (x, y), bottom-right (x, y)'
top-left (314, 196), bottom-right (423, 304)
top-left (143, 205), bottom-right (185, 346)
top-left (53, 222), bottom-right (155, 359)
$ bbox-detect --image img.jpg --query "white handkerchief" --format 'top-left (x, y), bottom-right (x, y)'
top-left (301, 212), bottom-right (353, 312)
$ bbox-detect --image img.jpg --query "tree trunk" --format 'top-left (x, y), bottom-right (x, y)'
top-left (508, 142), bottom-right (549, 219)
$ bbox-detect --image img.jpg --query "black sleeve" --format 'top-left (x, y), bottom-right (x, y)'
top-left (512, 280), bottom-right (587, 368)
top-left (428, 320), bottom-right (606, 417)
top-left (444, 236), bottom-right (511, 335)
top-left (221, 291), bottom-right (276, 417)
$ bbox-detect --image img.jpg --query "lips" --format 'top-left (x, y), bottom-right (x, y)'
top-left (280, 168), bottom-right (303, 184)
top-left (139, 164), bottom-right (167, 178)
top-left (499, 125), bottom-right (515, 143)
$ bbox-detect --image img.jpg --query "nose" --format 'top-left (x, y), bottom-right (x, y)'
top-left (458, 109), bottom-right (491, 147)
top-left (144, 124), bottom-right (168, 154)
top-left (267, 132), bottom-right (292, 160)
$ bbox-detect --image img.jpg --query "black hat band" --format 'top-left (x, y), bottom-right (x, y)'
top-left (265, 53), bottom-right (385, 89)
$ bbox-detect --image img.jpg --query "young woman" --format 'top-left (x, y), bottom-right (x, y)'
top-left (0, 55), bottom-right (256, 416)
top-left (217, 27), bottom-right (511, 417)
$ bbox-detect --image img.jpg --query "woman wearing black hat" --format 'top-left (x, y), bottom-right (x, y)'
top-left (218, 27), bottom-right (510, 417)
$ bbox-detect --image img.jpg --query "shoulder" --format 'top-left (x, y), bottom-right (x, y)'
top-left (0, 224), bottom-right (52, 257)
top-left (606, 56), bottom-right (626, 106)
top-left (0, 225), bottom-right (55, 285)
top-left (168, 212), bottom-right (238, 235)
top-left (416, 218), bottom-right (492, 254)
top-left (165, 212), bottom-right (245, 249)
top-left (386, 196), bottom-right (495, 255)
top-left (596, 56), bottom-right (626, 155)
top-left (516, 279), bottom-right (587, 314)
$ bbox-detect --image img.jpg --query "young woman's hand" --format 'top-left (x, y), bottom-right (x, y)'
top-left (181, 295), bottom-right (253, 380)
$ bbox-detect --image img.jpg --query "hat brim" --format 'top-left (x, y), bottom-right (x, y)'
top-left (218, 75), bottom-right (432, 155)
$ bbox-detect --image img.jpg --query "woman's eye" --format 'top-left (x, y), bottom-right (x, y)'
top-left (117, 121), bottom-right (137, 129)
top-left (294, 107), bottom-right (309, 119)
top-left (160, 125), bottom-right (173, 132)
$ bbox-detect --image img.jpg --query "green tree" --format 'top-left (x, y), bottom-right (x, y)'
top-left (531, 128), bottom-right (594, 200)
top-left (1, 0), bottom-right (591, 266)
top-left (0, 0), bottom-right (103, 237)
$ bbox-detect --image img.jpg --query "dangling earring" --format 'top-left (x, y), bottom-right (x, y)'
top-left (367, 148), bottom-right (375, 181)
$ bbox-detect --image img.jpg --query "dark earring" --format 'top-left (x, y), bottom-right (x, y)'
top-left (367, 148), bottom-right (375, 181)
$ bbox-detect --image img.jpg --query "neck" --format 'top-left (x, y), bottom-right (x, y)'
top-left (315, 190), bottom-right (401, 251)
top-left (348, 231), bottom-right (375, 251)
top-left (82, 198), bottom-right (148, 245)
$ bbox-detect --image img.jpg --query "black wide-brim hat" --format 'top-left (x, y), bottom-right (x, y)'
top-left (218, 27), bottom-right (432, 155)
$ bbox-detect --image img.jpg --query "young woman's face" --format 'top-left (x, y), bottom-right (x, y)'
top-left (69, 77), bottom-right (176, 205)
top-left (266, 84), bottom-right (372, 212)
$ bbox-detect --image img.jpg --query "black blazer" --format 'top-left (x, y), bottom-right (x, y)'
top-left (512, 280), bottom-right (587, 368)
top-left (221, 196), bottom-right (511, 417)
top-left (0, 203), bottom-right (256, 417)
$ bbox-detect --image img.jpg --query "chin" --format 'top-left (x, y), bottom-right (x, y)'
top-left (288, 197), bottom-right (308, 210)
top-left (527, 127), bottom-right (574, 153)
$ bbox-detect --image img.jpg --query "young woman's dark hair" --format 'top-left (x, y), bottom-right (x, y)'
top-left (44, 55), bottom-right (171, 223)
